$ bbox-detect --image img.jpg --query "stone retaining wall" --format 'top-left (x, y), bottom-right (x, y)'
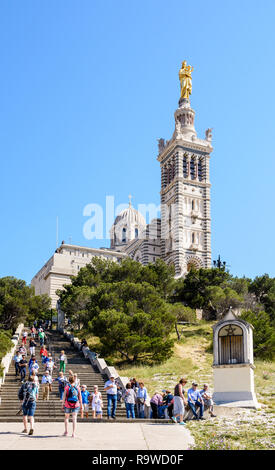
top-left (0, 323), bottom-right (25, 389)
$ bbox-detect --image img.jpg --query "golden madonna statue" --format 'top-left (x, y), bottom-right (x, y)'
top-left (179, 60), bottom-right (194, 101)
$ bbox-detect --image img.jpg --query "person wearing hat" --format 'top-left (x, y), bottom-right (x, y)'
top-left (187, 381), bottom-right (205, 420)
top-left (104, 375), bottom-right (117, 420)
top-left (41, 371), bottom-right (53, 400)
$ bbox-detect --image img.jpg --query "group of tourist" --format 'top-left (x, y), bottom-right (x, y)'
top-left (118, 377), bottom-right (216, 423)
top-left (16, 328), bottom-right (216, 437)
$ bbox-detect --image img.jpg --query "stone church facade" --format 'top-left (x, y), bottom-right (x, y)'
top-left (32, 63), bottom-right (213, 306)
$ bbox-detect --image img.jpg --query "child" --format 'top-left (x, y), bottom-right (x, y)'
top-left (91, 385), bottom-right (103, 419)
top-left (80, 384), bottom-right (90, 418)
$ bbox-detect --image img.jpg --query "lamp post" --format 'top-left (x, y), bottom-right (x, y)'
top-left (213, 255), bottom-right (227, 270)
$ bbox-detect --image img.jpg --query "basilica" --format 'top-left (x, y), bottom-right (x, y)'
top-left (32, 62), bottom-right (213, 307)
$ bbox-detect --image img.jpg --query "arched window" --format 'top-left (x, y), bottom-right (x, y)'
top-left (198, 159), bottom-right (203, 181)
top-left (218, 324), bottom-right (244, 364)
top-left (135, 228), bottom-right (138, 238)
top-left (183, 156), bottom-right (187, 178)
top-left (122, 227), bottom-right (127, 243)
top-left (190, 157), bottom-right (195, 180)
top-left (191, 200), bottom-right (194, 210)
top-left (192, 232), bottom-right (195, 243)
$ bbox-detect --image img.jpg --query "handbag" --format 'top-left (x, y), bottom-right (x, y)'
top-left (137, 397), bottom-right (145, 405)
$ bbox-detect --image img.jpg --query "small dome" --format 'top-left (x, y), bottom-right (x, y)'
top-left (110, 198), bottom-right (146, 248)
top-left (114, 205), bottom-right (146, 227)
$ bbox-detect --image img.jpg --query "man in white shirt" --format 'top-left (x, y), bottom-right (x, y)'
top-left (104, 375), bottom-right (117, 420)
top-left (13, 351), bottom-right (22, 377)
top-left (41, 371), bottom-right (53, 400)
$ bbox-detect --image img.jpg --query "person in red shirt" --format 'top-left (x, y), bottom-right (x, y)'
top-left (40, 346), bottom-right (48, 361)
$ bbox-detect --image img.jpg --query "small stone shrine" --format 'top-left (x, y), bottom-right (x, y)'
top-left (212, 308), bottom-right (260, 408)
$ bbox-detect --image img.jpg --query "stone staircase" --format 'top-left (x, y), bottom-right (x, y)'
top-left (0, 328), bottom-right (169, 423)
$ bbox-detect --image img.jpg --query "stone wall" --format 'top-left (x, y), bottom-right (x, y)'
top-left (0, 323), bottom-right (24, 389)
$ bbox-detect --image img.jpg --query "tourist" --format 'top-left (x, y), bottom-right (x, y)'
top-left (104, 375), bottom-right (117, 420)
top-left (199, 383), bottom-right (216, 417)
top-left (22, 330), bottom-right (28, 345)
top-left (164, 390), bottom-right (174, 419)
top-left (150, 392), bottom-right (163, 419)
top-left (41, 371), bottom-right (52, 400)
top-left (19, 355), bottom-right (27, 382)
top-left (91, 385), bottom-right (103, 419)
top-left (171, 378), bottom-right (187, 425)
top-left (80, 384), bottom-right (90, 418)
top-left (28, 356), bottom-right (39, 377)
top-left (136, 381), bottom-right (147, 418)
top-left (73, 373), bottom-right (80, 387)
top-left (30, 326), bottom-right (36, 339)
top-left (38, 329), bottom-right (45, 347)
top-left (187, 381), bottom-right (205, 420)
top-left (116, 381), bottom-right (123, 404)
top-left (54, 372), bottom-right (67, 401)
top-left (59, 350), bottom-right (67, 373)
top-left (159, 390), bottom-right (174, 419)
top-left (32, 369), bottom-right (40, 390)
top-left (40, 345), bottom-right (48, 363)
top-left (19, 344), bottom-right (27, 357)
top-left (18, 375), bottom-right (39, 435)
top-left (13, 351), bottom-right (22, 378)
top-left (123, 383), bottom-right (136, 419)
top-left (45, 357), bottom-right (56, 376)
top-left (43, 352), bottom-right (52, 367)
top-left (29, 338), bottom-right (37, 356)
top-left (130, 377), bottom-right (139, 392)
top-left (61, 375), bottom-right (83, 438)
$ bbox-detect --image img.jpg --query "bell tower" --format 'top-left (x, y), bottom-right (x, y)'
top-left (157, 62), bottom-right (213, 277)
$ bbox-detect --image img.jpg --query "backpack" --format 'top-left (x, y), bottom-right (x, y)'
top-left (67, 384), bottom-right (79, 403)
top-left (18, 382), bottom-right (35, 404)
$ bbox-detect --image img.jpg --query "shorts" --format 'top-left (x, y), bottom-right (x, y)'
top-left (83, 404), bottom-right (89, 412)
top-left (22, 401), bottom-right (36, 417)
top-left (96, 410), bottom-right (102, 416)
top-left (64, 406), bottom-right (80, 414)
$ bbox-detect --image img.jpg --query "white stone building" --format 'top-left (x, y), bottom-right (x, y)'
top-left (31, 243), bottom-right (127, 308)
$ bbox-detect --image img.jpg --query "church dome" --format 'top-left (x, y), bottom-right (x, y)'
top-left (114, 205), bottom-right (146, 227)
top-left (110, 197), bottom-right (146, 249)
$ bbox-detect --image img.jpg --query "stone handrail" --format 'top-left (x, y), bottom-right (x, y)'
top-left (59, 327), bottom-right (151, 418)
top-left (59, 328), bottom-right (129, 390)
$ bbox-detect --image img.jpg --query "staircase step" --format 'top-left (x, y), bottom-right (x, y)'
top-left (0, 328), bottom-right (163, 423)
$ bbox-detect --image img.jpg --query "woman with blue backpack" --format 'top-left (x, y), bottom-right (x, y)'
top-left (61, 375), bottom-right (83, 438)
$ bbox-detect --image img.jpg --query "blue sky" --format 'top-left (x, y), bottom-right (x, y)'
top-left (0, 0), bottom-right (274, 284)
